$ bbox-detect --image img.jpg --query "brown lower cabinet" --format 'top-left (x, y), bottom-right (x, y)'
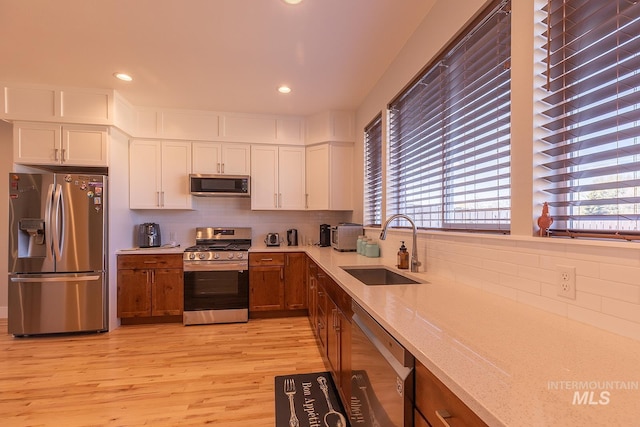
top-left (249, 252), bottom-right (307, 314)
top-left (415, 361), bottom-right (488, 427)
top-left (117, 254), bottom-right (183, 321)
top-left (309, 260), bottom-right (351, 413)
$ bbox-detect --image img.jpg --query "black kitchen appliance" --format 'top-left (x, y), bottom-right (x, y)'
top-left (138, 223), bottom-right (161, 248)
top-left (319, 224), bottom-right (331, 247)
top-left (287, 229), bottom-right (298, 246)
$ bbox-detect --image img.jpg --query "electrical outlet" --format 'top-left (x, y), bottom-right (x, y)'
top-left (557, 265), bottom-right (576, 299)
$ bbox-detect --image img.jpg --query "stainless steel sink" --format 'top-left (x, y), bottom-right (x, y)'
top-left (340, 266), bottom-right (423, 286)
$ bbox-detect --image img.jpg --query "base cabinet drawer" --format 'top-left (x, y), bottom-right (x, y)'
top-left (415, 361), bottom-right (487, 427)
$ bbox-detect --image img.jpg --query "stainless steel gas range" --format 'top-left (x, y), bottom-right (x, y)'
top-left (183, 227), bottom-right (251, 325)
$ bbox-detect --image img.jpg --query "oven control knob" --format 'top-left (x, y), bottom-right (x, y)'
top-left (198, 253), bottom-right (206, 260)
top-left (188, 253), bottom-right (196, 260)
top-left (237, 253), bottom-right (244, 259)
top-left (227, 253), bottom-right (234, 260)
top-left (214, 253), bottom-right (220, 260)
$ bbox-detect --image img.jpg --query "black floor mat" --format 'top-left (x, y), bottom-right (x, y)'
top-left (275, 371), bottom-right (350, 427)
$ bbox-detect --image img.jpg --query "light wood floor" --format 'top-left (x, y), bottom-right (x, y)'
top-left (0, 317), bottom-right (327, 427)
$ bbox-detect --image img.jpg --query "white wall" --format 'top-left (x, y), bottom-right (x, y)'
top-left (355, 0), bottom-right (640, 341)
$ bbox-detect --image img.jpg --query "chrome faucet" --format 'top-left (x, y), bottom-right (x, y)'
top-left (380, 214), bottom-right (422, 272)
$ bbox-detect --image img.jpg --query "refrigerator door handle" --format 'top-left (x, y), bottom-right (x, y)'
top-left (11, 275), bottom-right (102, 283)
top-left (52, 183), bottom-right (64, 261)
top-left (44, 183), bottom-right (55, 260)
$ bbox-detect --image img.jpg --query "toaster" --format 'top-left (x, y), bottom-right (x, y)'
top-left (265, 233), bottom-right (281, 247)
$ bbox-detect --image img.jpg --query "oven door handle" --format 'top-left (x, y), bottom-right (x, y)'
top-left (183, 262), bottom-right (248, 272)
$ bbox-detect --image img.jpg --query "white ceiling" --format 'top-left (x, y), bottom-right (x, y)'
top-left (0, 0), bottom-right (435, 116)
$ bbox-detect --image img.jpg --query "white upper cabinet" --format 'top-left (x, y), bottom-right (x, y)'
top-left (251, 145), bottom-right (305, 210)
top-left (129, 140), bottom-right (192, 210)
top-left (306, 142), bottom-right (353, 211)
top-left (1, 84), bottom-right (112, 125)
top-left (305, 111), bottom-right (355, 144)
top-left (192, 142), bottom-right (250, 175)
top-left (13, 122), bottom-right (108, 167)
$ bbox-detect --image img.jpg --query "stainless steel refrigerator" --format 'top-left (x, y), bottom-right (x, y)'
top-left (8, 172), bottom-right (108, 336)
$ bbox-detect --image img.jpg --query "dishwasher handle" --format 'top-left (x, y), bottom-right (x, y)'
top-left (352, 302), bottom-right (414, 377)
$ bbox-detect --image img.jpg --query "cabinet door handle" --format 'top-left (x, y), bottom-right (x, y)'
top-left (156, 191), bottom-right (161, 207)
top-left (221, 163), bottom-right (225, 174)
top-left (435, 409), bottom-right (452, 427)
top-left (305, 193), bottom-right (309, 209)
top-left (217, 162), bottom-right (221, 173)
top-left (161, 191), bottom-right (165, 207)
top-left (54, 148), bottom-right (59, 161)
top-left (278, 193), bottom-right (282, 208)
top-left (61, 148), bottom-right (66, 162)
top-left (274, 193), bottom-right (278, 208)
top-left (280, 267), bottom-right (284, 281)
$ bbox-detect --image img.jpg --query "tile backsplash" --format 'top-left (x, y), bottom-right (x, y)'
top-left (130, 196), bottom-right (351, 249)
top-left (369, 229), bottom-right (640, 342)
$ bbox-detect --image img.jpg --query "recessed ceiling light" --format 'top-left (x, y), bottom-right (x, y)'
top-left (278, 85), bottom-right (292, 94)
top-left (114, 72), bottom-right (133, 82)
top-left (283, 0), bottom-right (303, 4)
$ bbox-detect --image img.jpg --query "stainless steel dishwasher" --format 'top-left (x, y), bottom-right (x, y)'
top-left (350, 301), bottom-right (414, 427)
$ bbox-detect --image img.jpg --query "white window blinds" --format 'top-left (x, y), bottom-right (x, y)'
top-left (540, 0), bottom-right (640, 238)
top-left (364, 114), bottom-right (383, 226)
top-left (387, 0), bottom-right (512, 231)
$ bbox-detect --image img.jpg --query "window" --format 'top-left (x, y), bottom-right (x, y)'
top-left (364, 114), bottom-right (383, 226)
top-left (540, 0), bottom-right (640, 238)
top-left (387, 0), bottom-right (511, 231)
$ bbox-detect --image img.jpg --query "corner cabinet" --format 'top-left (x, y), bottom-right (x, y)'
top-left (117, 254), bottom-right (184, 323)
top-left (248, 252), bottom-right (307, 314)
top-left (192, 142), bottom-right (251, 175)
top-left (13, 121), bottom-right (108, 167)
top-left (305, 142), bottom-right (353, 210)
top-left (250, 145), bottom-right (306, 210)
top-left (129, 140), bottom-right (192, 209)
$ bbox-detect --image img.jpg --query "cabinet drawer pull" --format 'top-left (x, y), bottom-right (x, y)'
top-left (143, 260), bottom-right (158, 264)
top-left (261, 258), bottom-right (273, 261)
top-left (435, 409), bottom-right (452, 427)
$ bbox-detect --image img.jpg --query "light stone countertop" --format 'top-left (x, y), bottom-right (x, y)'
top-left (252, 244), bottom-right (640, 427)
top-left (115, 246), bottom-right (185, 255)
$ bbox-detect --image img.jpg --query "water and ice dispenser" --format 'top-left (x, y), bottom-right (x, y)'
top-left (18, 219), bottom-right (46, 258)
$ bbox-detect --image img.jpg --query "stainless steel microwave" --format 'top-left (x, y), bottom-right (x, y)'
top-left (189, 174), bottom-right (250, 197)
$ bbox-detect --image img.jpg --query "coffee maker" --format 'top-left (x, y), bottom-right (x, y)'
top-left (319, 224), bottom-right (331, 247)
top-left (287, 229), bottom-right (298, 246)
top-left (138, 223), bottom-right (161, 248)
